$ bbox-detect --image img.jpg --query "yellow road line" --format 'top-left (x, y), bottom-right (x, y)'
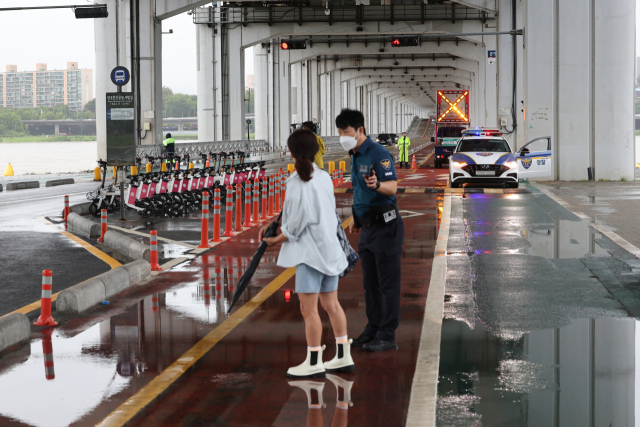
top-left (95, 217), bottom-right (353, 427)
top-left (1, 218), bottom-right (122, 320)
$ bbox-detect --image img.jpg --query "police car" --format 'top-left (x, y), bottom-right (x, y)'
top-left (449, 128), bottom-right (552, 188)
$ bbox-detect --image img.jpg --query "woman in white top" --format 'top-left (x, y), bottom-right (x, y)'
top-left (260, 129), bottom-right (354, 378)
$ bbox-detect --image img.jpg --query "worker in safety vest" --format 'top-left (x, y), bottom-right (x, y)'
top-left (164, 133), bottom-right (176, 164)
top-left (301, 121), bottom-right (326, 169)
top-left (398, 131), bottom-right (411, 169)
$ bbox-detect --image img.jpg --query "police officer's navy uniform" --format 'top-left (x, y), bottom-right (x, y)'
top-left (351, 136), bottom-right (405, 348)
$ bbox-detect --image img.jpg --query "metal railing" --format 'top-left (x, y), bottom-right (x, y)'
top-left (136, 139), bottom-right (269, 163)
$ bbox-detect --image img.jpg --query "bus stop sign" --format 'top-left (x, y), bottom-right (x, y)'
top-left (437, 90), bottom-right (470, 124)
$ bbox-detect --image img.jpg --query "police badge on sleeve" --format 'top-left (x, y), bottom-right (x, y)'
top-left (380, 159), bottom-right (391, 170)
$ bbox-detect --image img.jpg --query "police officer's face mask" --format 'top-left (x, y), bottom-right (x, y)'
top-left (339, 128), bottom-right (360, 151)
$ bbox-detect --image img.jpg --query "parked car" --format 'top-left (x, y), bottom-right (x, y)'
top-left (375, 134), bottom-right (394, 146)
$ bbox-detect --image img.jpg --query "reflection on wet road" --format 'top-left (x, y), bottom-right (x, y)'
top-left (438, 186), bottom-right (640, 426)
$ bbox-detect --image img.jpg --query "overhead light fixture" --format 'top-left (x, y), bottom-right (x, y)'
top-left (325, 1), bottom-right (330, 16)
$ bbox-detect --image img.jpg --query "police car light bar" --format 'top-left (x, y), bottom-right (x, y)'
top-left (461, 128), bottom-right (503, 137)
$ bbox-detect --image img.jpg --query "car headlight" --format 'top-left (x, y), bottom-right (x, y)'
top-left (452, 161), bottom-right (466, 168)
top-left (504, 161), bottom-right (517, 169)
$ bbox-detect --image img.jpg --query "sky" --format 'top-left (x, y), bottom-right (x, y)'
top-left (0, 0), bottom-right (637, 95)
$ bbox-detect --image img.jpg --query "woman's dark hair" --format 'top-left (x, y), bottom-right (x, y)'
top-left (287, 129), bottom-right (319, 182)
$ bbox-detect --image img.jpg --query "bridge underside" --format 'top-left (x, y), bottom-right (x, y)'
top-left (95, 0), bottom-right (635, 181)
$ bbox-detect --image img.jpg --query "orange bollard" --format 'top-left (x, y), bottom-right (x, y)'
top-left (215, 266), bottom-right (223, 299)
top-left (174, 159), bottom-right (180, 171)
top-left (198, 193), bottom-right (210, 248)
top-left (34, 270), bottom-right (57, 326)
top-left (42, 329), bottom-right (55, 380)
top-left (339, 169), bottom-right (344, 185)
top-left (260, 177), bottom-right (268, 220)
top-left (98, 209), bottom-right (107, 243)
top-left (243, 181), bottom-right (252, 227)
top-left (150, 230), bottom-right (163, 271)
top-left (281, 175), bottom-right (286, 206)
top-left (268, 175), bottom-right (275, 216)
top-left (411, 154), bottom-right (417, 169)
top-left (63, 195), bottom-right (70, 221)
top-left (152, 294), bottom-right (159, 312)
top-left (234, 185), bottom-right (243, 232)
top-left (223, 185), bottom-right (235, 237)
top-left (252, 179), bottom-right (259, 224)
top-left (274, 173), bottom-right (281, 214)
top-left (211, 188), bottom-right (222, 243)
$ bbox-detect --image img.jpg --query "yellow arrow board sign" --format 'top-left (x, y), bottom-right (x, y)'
top-left (437, 90), bottom-right (470, 123)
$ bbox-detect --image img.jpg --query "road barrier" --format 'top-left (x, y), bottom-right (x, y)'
top-left (42, 330), bottom-right (55, 380)
top-left (411, 155), bottom-right (417, 169)
top-left (261, 177), bottom-right (268, 220)
top-left (0, 313), bottom-right (30, 353)
top-left (288, 163), bottom-right (295, 174)
top-left (149, 230), bottom-right (162, 271)
top-left (94, 167), bottom-right (101, 181)
top-left (67, 212), bottom-right (101, 238)
top-left (5, 181), bottom-right (39, 191)
top-left (63, 195), bottom-right (70, 222)
top-left (152, 294), bottom-right (159, 312)
top-left (98, 209), bottom-right (107, 243)
top-left (281, 176), bottom-right (286, 206)
top-left (57, 260), bottom-right (151, 313)
top-left (211, 188), bottom-right (222, 243)
top-left (339, 169), bottom-right (344, 185)
top-left (274, 173), bottom-right (281, 214)
top-left (243, 181), bottom-right (252, 227)
top-left (268, 175), bottom-right (274, 216)
top-left (33, 269), bottom-right (58, 326)
top-left (131, 166), bottom-right (138, 176)
top-left (4, 163), bottom-right (14, 176)
top-left (252, 180), bottom-right (259, 224)
top-left (104, 230), bottom-right (150, 261)
top-left (235, 184), bottom-right (243, 232)
top-left (223, 185), bottom-right (234, 237)
top-left (146, 163), bottom-right (152, 173)
top-left (46, 178), bottom-right (74, 187)
top-left (199, 193), bottom-right (210, 248)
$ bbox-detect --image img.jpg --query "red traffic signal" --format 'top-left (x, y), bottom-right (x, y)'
top-left (284, 290), bottom-right (291, 302)
top-left (391, 37), bottom-right (419, 47)
top-left (280, 40), bottom-right (307, 50)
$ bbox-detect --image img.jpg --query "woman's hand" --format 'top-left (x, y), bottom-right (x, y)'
top-left (348, 217), bottom-right (360, 234)
top-left (263, 233), bottom-right (288, 247)
top-left (258, 221), bottom-right (273, 241)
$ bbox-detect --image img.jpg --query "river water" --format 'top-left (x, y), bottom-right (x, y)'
top-left (1, 137), bottom-right (639, 177)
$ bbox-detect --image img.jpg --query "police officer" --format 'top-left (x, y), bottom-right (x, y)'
top-left (300, 121), bottom-right (326, 169)
top-left (336, 108), bottom-right (405, 352)
top-left (398, 131), bottom-right (411, 169)
top-left (164, 133), bottom-right (176, 165)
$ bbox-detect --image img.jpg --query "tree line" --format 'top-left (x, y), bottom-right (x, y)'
top-left (0, 101), bottom-right (96, 136)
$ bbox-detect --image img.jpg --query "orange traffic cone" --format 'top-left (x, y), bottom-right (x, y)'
top-left (206, 155), bottom-right (211, 167)
top-left (411, 155), bottom-right (417, 169)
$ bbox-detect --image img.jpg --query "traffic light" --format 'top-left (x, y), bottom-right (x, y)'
top-left (391, 37), bottom-right (419, 47)
top-left (280, 40), bottom-right (307, 50)
top-left (74, 6), bottom-right (108, 18)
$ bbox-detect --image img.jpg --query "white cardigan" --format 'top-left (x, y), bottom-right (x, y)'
top-left (277, 164), bottom-right (348, 276)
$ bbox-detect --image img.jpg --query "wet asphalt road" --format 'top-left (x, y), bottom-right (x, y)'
top-left (438, 184), bottom-right (640, 426)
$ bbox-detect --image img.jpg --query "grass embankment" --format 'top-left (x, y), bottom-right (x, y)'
top-left (0, 135), bottom-right (97, 142)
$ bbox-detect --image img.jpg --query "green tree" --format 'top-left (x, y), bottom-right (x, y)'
top-left (83, 98), bottom-right (96, 113)
top-left (245, 89), bottom-right (254, 114)
top-left (162, 86), bottom-right (174, 116)
top-left (0, 109), bottom-right (27, 136)
top-left (635, 97), bottom-right (640, 114)
top-left (165, 93), bottom-right (197, 117)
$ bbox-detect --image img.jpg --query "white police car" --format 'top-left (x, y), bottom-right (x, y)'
top-left (449, 128), bottom-right (552, 188)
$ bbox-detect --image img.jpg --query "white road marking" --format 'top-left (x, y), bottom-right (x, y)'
top-left (406, 193), bottom-right (452, 426)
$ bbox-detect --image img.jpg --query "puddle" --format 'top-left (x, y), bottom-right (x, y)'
top-left (521, 219), bottom-right (610, 259)
top-left (437, 317), bottom-right (638, 426)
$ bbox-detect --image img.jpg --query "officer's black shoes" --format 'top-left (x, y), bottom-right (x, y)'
top-left (351, 333), bottom-right (375, 347)
top-left (363, 339), bottom-right (398, 352)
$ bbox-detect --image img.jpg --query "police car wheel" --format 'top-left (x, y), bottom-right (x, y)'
top-left (451, 180), bottom-right (460, 188)
top-left (509, 182), bottom-right (519, 189)
top-left (434, 160), bottom-right (440, 169)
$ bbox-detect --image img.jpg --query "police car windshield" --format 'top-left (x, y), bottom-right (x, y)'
top-left (458, 138), bottom-right (511, 153)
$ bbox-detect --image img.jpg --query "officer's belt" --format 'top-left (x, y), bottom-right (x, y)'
top-left (359, 202), bottom-right (399, 227)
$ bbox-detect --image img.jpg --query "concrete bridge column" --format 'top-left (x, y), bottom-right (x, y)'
top-left (308, 60), bottom-right (319, 124)
top-left (227, 25), bottom-right (245, 141)
top-left (371, 89), bottom-right (379, 134)
top-left (331, 70), bottom-right (342, 135)
top-left (253, 44), bottom-right (269, 142)
top-left (197, 24), bottom-right (216, 141)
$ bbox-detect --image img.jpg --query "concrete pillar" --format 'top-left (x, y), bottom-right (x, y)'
top-left (302, 61), bottom-right (309, 122)
top-left (594, 0), bottom-right (635, 180)
top-left (348, 79), bottom-right (357, 110)
top-left (54, 124), bottom-right (59, 136)
top-left (484, 29), bottom-right (498, 128)
top-left (320, 72), bottom-right (327, 136)
top-left (197, 24), bottom-right (216, 141)
top-left (254, 44), bottom-right (269, 141)
top-left (267, 44), bottom-right (275, 147)
top-left (332, 70), bottom-right (342, 135)
top-left (138, 0), bottom-right (161, 146)
top-left (276, 49), bottom-right (291, 148)
top-left (227, 26), bottom-right (244, 141)
top-left (309, 60), bottom-right (319, 122)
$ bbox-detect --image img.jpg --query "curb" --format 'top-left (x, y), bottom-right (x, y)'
top-left (0, 183), bottom-right (3, 192)
top-left (46, 178), bottom-right (74, 187)
top-left (6, 181), bottom-right (39, 191)
top-left (67, 212), bottom-right (100, 239)
top-left (0, 313), bottom-right (31, 353)
top-left (56, 260), bottom-right (151, 313)
top-left (104, 230), bottom-right (150, 262)
top-left (63, 202), bottom-right (91, 217)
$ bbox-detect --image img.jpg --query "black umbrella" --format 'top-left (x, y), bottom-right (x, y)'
top-left (228, 212), bottom-right (283, 313)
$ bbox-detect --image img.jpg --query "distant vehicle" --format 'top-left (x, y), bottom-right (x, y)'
top-left (449, 128), bottom-right (552, 188)
top-left (389, 133), bottom-right (399, 143)
top-left (114, 70), bottom-right (126, 83)
top-left (375, 133), bottom-right (394, 146)
top-left (433, 126), bottom-right (466, 168)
